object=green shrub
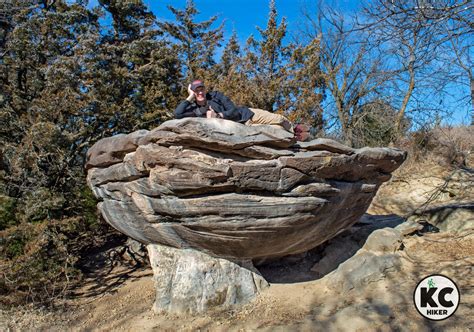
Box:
[16,188,66,223]
[352,100,410,148]
[76,186,99,229]
[0,195,18,230]
[1,232,28,259]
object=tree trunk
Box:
[396,64,415,134]
[470,74,474,125]
[335,97,352,146]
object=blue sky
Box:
[91,0,328,44]
[152,0,308,41]
[150,0,360,43]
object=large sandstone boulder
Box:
[85,118,407,313]
[86,118,406,260]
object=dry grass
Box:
[399,125,473,171]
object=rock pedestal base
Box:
[147,244,269,314]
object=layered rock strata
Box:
[85,118,406,313]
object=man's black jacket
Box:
[174,91,254,123]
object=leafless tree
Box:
[361,0,450,133]
[301,5,391,145]
[441,19,473,123]
[361,0,473,127]
[362,0,473,35]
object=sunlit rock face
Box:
[86,118,407,261]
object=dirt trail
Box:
[2,166,473,331]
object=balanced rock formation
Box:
[85,118,406,313]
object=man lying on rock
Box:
[175,79,306,138]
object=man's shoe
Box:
[294,124,311,142]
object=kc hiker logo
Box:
[413,274,460,320]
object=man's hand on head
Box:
[186,84,196,102]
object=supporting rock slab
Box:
[147,244,269,314]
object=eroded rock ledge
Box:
[85,118,407,313]
[86,118,406,260]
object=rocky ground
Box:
[1,163,473,331]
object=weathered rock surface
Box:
[309,214,405,281]
[408,203,474,232]
[147,244,268,314]
[324,228,404,292]
[86,118,406,261]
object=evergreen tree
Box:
[0,0,180,304]
[98,0,155,40]
[213,31,250,105]
[1,0,103,221]
[241,0,289,111]
[286,38,325,130]
[0,0,180,224]
[219,31,241,76]
[0,3,104,303]
[158,0,224,86]
[94,0,180,132]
